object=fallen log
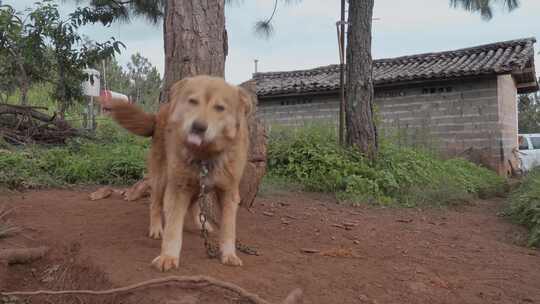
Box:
[0,104,54,122]
[0,103,84,145]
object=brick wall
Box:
[257,75,518,175]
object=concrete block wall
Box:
[375,77,504,173]
[257,75,518,175]
[257,94,340,129]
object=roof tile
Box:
[255,38,537,96]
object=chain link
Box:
[198,162,220,258]
[197,161,260,259]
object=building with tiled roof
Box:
[253,38,538,175]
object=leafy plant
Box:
[507,169,540,247]
[0,118,148,189]
[268,125,505,207]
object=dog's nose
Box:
[191,120,208,134]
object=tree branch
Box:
[1,275,302,304]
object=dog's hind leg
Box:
[217,188,243,267]
[152,184,191,272]
[149,175,166,239]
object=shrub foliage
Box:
[267,125,505,206]
[507,169,540,247]
[0,119,149,188]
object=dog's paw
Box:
[220,253,243,267]
[149,225,163,240]
[151,255,179,272]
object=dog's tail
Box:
[104,101,156,137]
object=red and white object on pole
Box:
[99,90,130,114]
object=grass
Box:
[0,118,149,189]
[506,168,540,247]
[1,85,151,189]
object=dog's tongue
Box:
[187,133,203,146]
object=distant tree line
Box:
[519,92,540,134]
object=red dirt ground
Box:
[1,189,539,304]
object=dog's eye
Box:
[214,104,225,112]
[188,98,199,106]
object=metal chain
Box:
[198,162,220,258]
[197,162,260,259]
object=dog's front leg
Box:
[149,175,166,239]
[152,185,190,272]
[218,189,243,266]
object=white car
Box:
[517,134,540,172]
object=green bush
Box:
[0,118,148,189]
[267,125,505,207]
[507,169,540,247]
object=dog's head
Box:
[167,76,252,155]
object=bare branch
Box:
[1,275,303,304]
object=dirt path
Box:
[1,189,539,304]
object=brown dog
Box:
[102,75,252,271]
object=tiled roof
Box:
[254,38,538,96]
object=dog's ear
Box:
[238,87,253,117]
[167,78,189,103]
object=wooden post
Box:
[338,0,346,145]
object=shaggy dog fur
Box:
[102,75,252,271]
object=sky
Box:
[6,0,540,85]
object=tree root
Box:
[0,246,49,265]
[1,275,302,304]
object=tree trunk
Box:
[57,60,67,119]
[161,0,266,207]
[8,49,29,106]
[345,0,378,160]
[162,0,227,95]
[238,80,267,208]
[19,75,29,106]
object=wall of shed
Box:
[257,93,340,129]
[257,76,519,176]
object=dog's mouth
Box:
[186,132,206,148]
